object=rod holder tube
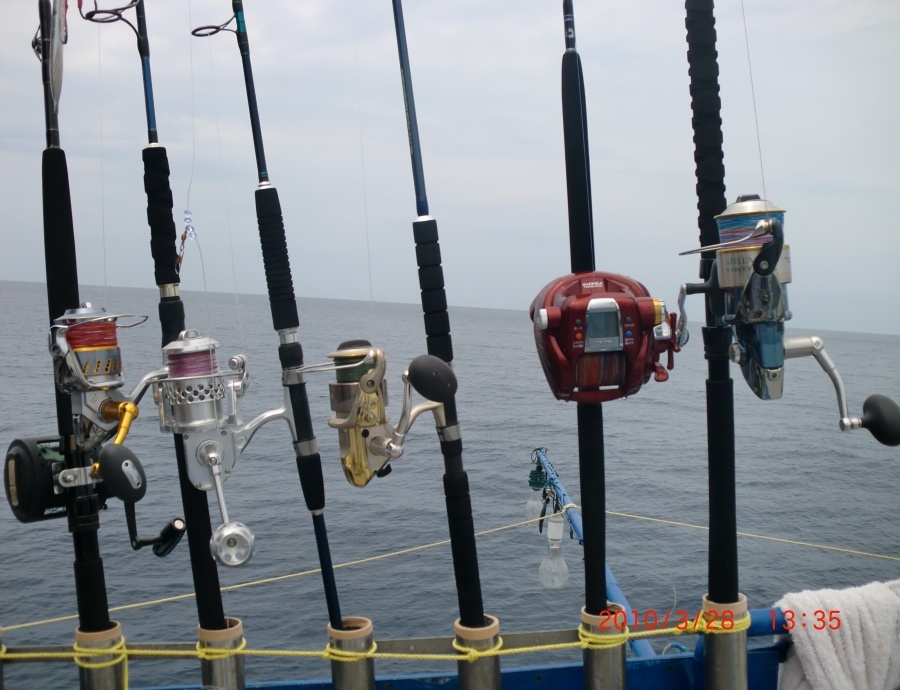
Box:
[75,621,124,690]
[454,615,500,690]
[581,605,626,690]
[198,617,245,690]
[328,617,375,690]
[703,594,748,690]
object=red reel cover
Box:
[530,271,677,402]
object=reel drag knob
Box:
[210,521,255,567]
[860,394,900,447]
[96,444,147,503]
[406,355,457,403]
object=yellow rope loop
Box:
[451,636,504,662]
[73,638,128,670]
[195,636,247,661]
[560,502,580,514]
[323,641,378,663]
[578,626,629,650]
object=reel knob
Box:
[860,394,900,447]
[210,521,255,567]
[407,355,457,403]
[152,518,187,558]
[96,444,147,503]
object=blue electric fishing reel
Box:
[676,195,900,446]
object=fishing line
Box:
[206,34,245,352]
[740,0,767,202]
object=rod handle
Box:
[143,146,179,287]
[256,186,299,332]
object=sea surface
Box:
[1,279,897,688]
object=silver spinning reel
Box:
[153,329,297,566]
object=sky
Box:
[0,1,898,335]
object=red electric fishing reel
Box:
[530,272,679,402]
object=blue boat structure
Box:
[2,1,898,689]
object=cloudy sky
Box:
[1,1,898,335]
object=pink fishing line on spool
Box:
[166,349,219,378]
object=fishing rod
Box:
[0,2,174,686]
[390,0,488,626]
[530,3,679,686]
[191,1,345,632]
[76,0,233,633]
[676,1,899,688]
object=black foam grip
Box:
[706,376,738,604]
[412,218,439,243]
[42,148,79,325]
[418,265,444,292]
[685,0,728,280]
[442,470,485,627]
[421,289,447,314]
[577,402,607,616]
[423,311,450,336]
[561,51,595,274]
[288,381,316,442]
[143,146,180,286]
[296,452,325,512]
[73,558,112,633]
[158,297,186,348]
[415,242,442,267]
[279,342,305,369]
[255,186,299,331]
[42,148,79,434]
[427,334,453,364]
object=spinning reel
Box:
[530,273,679,402]
[677,195,900,446]
[152,329,298,567]
[4,303,186,556]
[324,340,457,487]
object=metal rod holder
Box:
[703,593,748,690]
[454,615,501,690]
[581,605,626,690]
[75,621,124,690]
[328,616,375,690]
[197,617,245,690]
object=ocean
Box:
[1,279,897,688]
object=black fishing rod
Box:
[560,0,607,619]
[683,0,737,609]
[192,1,344,630]
[37,0,113,635]
[77,0,227,630]
[530,8,679,668]
[390,0,487,631]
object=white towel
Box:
[775,579,900,690]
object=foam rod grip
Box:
[42,147,79,323]
[143,146,179,286]
[443,470,485,627]
[255,186,299,331]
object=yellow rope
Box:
[0,612,752,675]
[72,638,129,690]
[4,508,895,633]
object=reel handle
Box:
[860,394,900,447]
[406,354,457,403]
[96,444,147,503]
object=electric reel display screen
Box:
[584,299,623,353]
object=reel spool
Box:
[677,195,900,445]
[326,340,450,487]
[530,272,678,402]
